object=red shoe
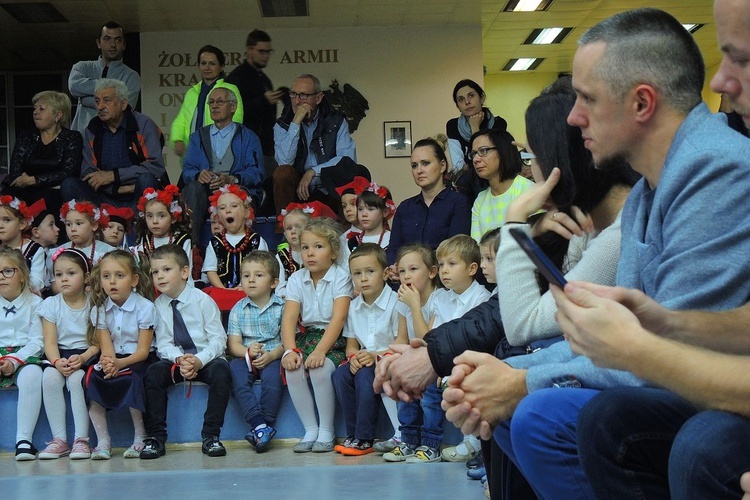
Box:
[334,436,354,453]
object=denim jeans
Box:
[143,358,231,443]
[494,388,599,499]
[578,387,750,499]
[229,357,283,429]
[331,363,380,440]
[396,384,445,449]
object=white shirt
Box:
[344,285,399,352]
[92,292,155,355]
[38,294,90,350]
[134,235,194,284]
[395,288,448,340]
[202,232,269,273]
[339,230,391,264]
[1,290,43,367]
[430,280,491,329]
[154,284,227,366]
[285,264,352,331]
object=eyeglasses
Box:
[520,150,536,167]
[468,147,497,161]
[289,91,320,101]
[208,99,232,106]
[0,267,17,278]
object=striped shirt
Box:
[471,175,535,241]
[227,293,284,351]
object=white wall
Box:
[140,25,483,204]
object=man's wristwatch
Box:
[231,175,239,184]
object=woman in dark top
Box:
[3,90,82,218]
[446,79,508,204]
[386,137,470,275]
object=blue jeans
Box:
[397,384,444,449]
[331,363,380,440]
[229,357,283,429]
[578,387,750,499]
[60,173,161,212]
[494,388,598,499]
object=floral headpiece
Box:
[278,201,338,225]
[366,181,397,220]
[335,176,370,197]
[137,185,184,221]
[60,200,109,226]
[0,195,33,223]
[101,204,135,230]
[209,184,254,219]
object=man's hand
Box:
[209,173,234,190]
[10,173,35,188]
[197,169,214,185]
[293,103,313,124]
[560,281,673,337]
[174,141,186,157]
[83,170,115,190]
[552,283,647,370]
[442,351,528,440]
[374,339,436,402]
[265,90,284,105]
[297,169,316,200]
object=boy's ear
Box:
[428,265,438,279]
[270,278,279,290]
[180,265,190,281]
[31,227,41,239]
[468,262,479,277]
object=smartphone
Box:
[509,228,568,288]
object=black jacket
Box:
[7,128,82,189]
[425,293,504,377]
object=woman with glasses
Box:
[446,79,508,204]
[170,45,244,159]
[386,136,470,276]
[468,129,535,241]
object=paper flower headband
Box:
[60,199,109,226]
[137,185,184,220]
[208,184,254,218]
[0,195,32,223]
[278,201,337,225]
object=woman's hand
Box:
[388,265,400,283]
[10,173,35,188]
[468,111,484,133]
[530,205,593,239]
[506,167,561,223]
[305,350,327,370]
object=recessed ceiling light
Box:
[523,27,573,45]
[502,58,544,71]
[682,23,704,34]
[503,0,554,12]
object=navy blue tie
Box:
[171,300,197,354]
[3,305,16,317]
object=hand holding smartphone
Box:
[509,228,568,288]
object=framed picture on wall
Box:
[384,121,412,158]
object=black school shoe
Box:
[15,440,38,461]
[139,437,166,459]
[466,451,484,469]
[202,436,227,457]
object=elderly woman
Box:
[170,44,244,158]
[2,91,83,216]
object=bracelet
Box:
[52,358,61,367]
[376,352,393,362]
[282,348,301,360]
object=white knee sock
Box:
[285,366,319,442]
[308,359,336,443]
[42,368,68,441]
[66,370,89,439]
[15,366,42,443]
[89,402,110,450]
[380,394,401,440]
[456,433,481,455]
[130,408,146,446]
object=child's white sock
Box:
[15,366,42,443]
[42,368,68,440]
[286,364,319,442]
[309,359,336,443]
[130,408,146,447]
[67,370,89,439]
